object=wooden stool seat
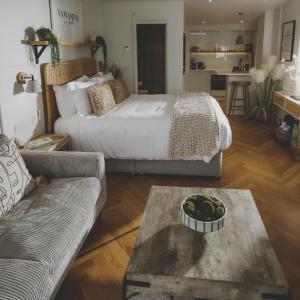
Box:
[230,81,251,115]
[232,81,251,87]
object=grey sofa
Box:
[0,151,106,300]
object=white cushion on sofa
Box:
[0,136,35,218]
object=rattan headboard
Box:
[42,58,97,133]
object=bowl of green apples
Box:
[181,194,227,233]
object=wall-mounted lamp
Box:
[16,72,42,93]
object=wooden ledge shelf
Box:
[21,40,102,63]
[191,51,252,55]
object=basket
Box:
[274,127,291,144]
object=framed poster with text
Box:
[280,20,296,62]
[50,0,83,42]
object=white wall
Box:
[281,0,300,58]
[255,13,265,67]
[0,0,103,143]
[271,6,282,56]
[103,0,184,94]
[268,0,300,95]
[255,11,276,67]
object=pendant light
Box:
[236,12,245,45]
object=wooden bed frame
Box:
[42,58,223,178]
[42,58,97,133]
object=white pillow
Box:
[53,84,77,117]
[0,135,36,218]
[72,83,97,117]
[92,72,114,82]
[53,75,90,117]
[68,76,106,91]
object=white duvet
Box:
[55,94,232,161]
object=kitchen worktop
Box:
[215,71,251,76]
[189,69,250,76]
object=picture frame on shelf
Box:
[280,20,296,62]
[49,0,84,42]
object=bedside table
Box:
[23,134,71,151]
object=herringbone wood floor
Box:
[56,117,300,300]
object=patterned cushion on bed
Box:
[88,83,116,116]
[0,135,35,218]
[108,78,130,104]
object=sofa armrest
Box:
[21,151,105,183]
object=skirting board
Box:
[105,152,223,178]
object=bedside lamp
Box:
[16,72,42,93]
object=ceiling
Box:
[185,0,288,25]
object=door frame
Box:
[133,20,168,94]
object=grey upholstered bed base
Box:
[106,152,222,178]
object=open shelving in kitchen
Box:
[21,40,102,63]
[190,51,253,55]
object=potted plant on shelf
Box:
[36,27,60,66]
[107,62,122,78]
[249,56,285,123]
[24,26,36,41]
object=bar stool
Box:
[229,81,251,115]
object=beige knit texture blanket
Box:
[168,93,220,161]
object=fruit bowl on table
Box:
[181,194,227,233]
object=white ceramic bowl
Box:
[181,194,227,233]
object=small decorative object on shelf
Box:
[181,194,227,233]
[24,26,36,41]
[23,134,71,152]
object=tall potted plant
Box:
[36,27,60,66]
[107,63,122,78]
[249,57,285,122]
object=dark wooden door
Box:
[137,24,166,94]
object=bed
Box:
[42,58,232,177]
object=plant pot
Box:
[25,27,36,41]
[36,31,52,41]
[258,112,272,124]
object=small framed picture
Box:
[280,21,296,62]
[49,0,84,42]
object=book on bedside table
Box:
[26,137,55,150]
[23,134,71,152]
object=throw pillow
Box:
[108,78,130,104]
[88,83,116,116]
[0,135,35,218]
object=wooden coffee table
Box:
[124,186,290,300]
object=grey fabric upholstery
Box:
[0,151,106,300]
[106,152,223,178]
[0,259,51,300]
[21,150,105,183]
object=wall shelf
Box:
[190,51,252,55]
[21,40,103,64]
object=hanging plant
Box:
[36,27,60,66]
[95,36,107,72]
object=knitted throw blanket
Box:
[168,93,220,162]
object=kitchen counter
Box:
[187,69,254,115]
[189,69,250,76]
[215,71,251,76]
